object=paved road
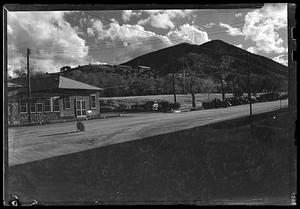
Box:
[8,100,287,166]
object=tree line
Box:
[9,53,287,107]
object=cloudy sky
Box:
[7,3,288,76]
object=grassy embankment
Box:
[6,109,292,205]
[100,93,234,109]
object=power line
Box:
[84,10,245,34]
[30,26,246,56]
[28,12,249,60]
[30,36,249,61]
[29,11,245,54]
[29,25,245,54]
[11,11,248,62]
[83,10,245,39]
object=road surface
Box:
[8,100,287,166]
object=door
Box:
[76,100,87,117]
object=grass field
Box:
[100,93,237,109]
[100,93,270,109]
[6,109,293,205]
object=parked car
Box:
[226,97,242,106]
[169,103,180,110]
[145,101,155,111]
[131,104,147,111]
[203,98,229,109]
[279,93,288,100]
[202,101,215,109]
[257,92,280,102]
[243,96,258,103]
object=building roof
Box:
[9,74,103,98]
[30,74,103,92]
[138,65,151,69]
[8,82,24,89]
[58,76,103,90]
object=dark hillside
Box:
[9,40,288,97]
[123,40,287,77]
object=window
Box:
[44,99,51,112]
[82,100,86,115]
[53,98,60,112]
[90,94,96,109]
[20,100,27,113]
[30,102,36,113]
[36,103,43,113]
[64,97,71,109]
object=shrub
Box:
[76,121,85,131]
[169,103,180,110]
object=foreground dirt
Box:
[8,100,287,166]
[5,109,294,205]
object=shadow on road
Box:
[39,130,79,137]
[6,109,293,205]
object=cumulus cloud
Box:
[86,20,209,64]
[220,4,287,54]
[122,10,133,22]
[247,46,258,54]
[138,13,175,29]
[143,9,193,18]
[86,19,104,37]
[203,22,216,28]
[122,10,141,22]
[87,27,94,36]
[166,23,210,45]
[219,3,287,55]
[137,9,193,29]
[235,13,242,17]
[7,11,90,76]
[94,21,170,45]
[219,22,243,36]
[87,20,173,64]
[235,44,243,48]
[272,54,288,66]
[242,3,287,54]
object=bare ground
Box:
[5,107,295,205]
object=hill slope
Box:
[122,40,288,77]
[10,40,288,97]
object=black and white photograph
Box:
[3,3,297,205]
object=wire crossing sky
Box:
[7,4,288,76]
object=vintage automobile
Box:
[243,96,258,103]
[257,92,280,102]
[226,97,242,106]
[202,98,230,109]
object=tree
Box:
[60,66,71,73]
[212,56,234,101]
[181,53,207,107]
[200,78,216,100]
[12,67,26,78]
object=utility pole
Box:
[27,48,31,123]
[247,54,252,117]
[183,58,186,94]
[279,94,282,111]
[172,73,177,104]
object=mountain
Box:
[10,40,288,97]
[122,40,288,77]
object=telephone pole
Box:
[247,54,252,117]
[27,48,31,123]
[183,58,186,94]
[172,73,177,104]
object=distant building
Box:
[114,65,132,70]
[7,74,103,125]
[137,65,151,70]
